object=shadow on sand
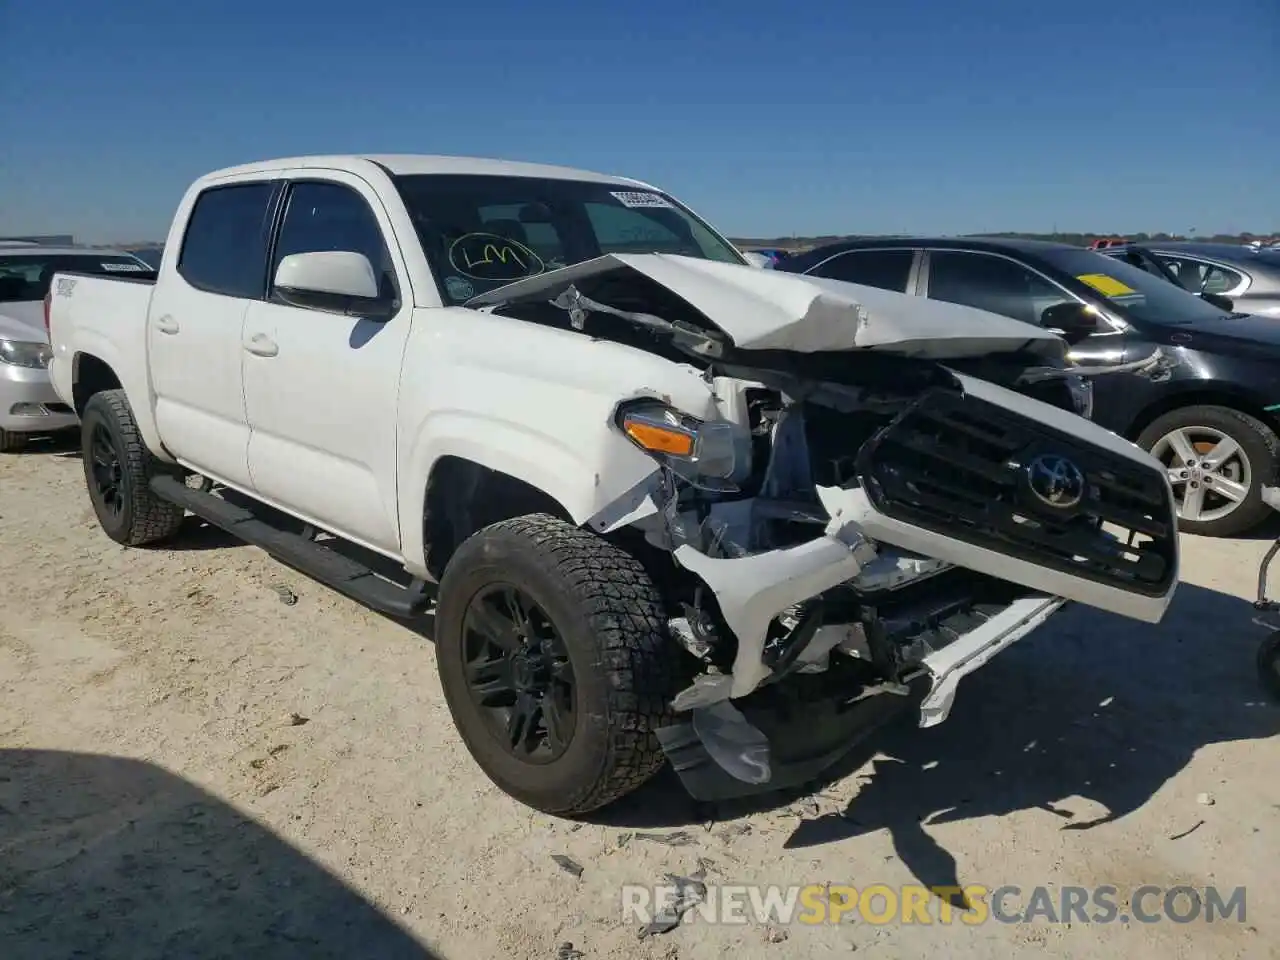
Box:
[0,750,442,960]
[591,581,1280,899]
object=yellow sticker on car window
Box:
[1076,273,1137,297]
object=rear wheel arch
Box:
[71,353,123,417]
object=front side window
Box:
[393,174,743,302]
[0,253,151,302]
[178,182,277,299]
[926,250,1075,326]
[807,249,915,293]
[271,181,396,299]
[1156,255,1245,295]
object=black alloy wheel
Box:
[88,421,126,522]
[461,584,577,763]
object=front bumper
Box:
[0,362,78,434]
[676,484,1173,703]
[657,592,1064,801]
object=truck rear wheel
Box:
[434,513,678,816]
[81,389,185,546]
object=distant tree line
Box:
[733,231,1280,252]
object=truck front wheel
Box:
[434,514,678,816]
[81,390,185,546]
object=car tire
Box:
[1136,405,1279,538]
[434,513,679,816]
[0,428,26,453]
[81,389,186,546]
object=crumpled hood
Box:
[467,253,1066,360]
[0,302,47,343]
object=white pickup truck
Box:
[48,154,1180,815]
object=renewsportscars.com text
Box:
[621,882,1247,927]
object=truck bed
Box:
[46,271,159,441]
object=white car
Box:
[47,154,1179,814]
[0,244,152,451]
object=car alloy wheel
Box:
[1151,426,1251,525]
[460,583,577,764]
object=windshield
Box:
[1037,247,1235,326]
[392,174,744,303]
[0,253,151,303]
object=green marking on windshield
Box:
[1266,403,1280,412]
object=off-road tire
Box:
[0,428,26,453]
[81,389,185,546]
[1136,405,1279,538]
[434,513,679,816]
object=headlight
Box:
[1067,375,1094,420]
[617,402,748,492]
[0,339,53,369]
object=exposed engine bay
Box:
[475,255,1180,795]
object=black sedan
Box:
[777,237,1280,537]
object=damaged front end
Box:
[476,255,1181,800]
[605,364,1178,799]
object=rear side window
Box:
[807,249,915,292]
[178,183,276,299]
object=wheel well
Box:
[422,456,574,579]
[72,354,122,416]
[1123,389,1278,442]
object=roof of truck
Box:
[203,154,657,188]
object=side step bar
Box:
[150,476,434,619]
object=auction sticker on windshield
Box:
[1076,273,1137,298]
[610,191,674,209]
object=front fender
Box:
[398,411,662,578]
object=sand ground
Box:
[2,436,1277,959]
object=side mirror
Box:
[741,251,772,269]
[275,251,380,301]
[1041,302,1100,344]
[1202,291,1234,312]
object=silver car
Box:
[1142,242,1280,319]
[0,244,153,451]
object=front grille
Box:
[854,387,1177,597]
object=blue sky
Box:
[2,0,1277,242]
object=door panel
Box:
[242,175,411,554]
[148,180,277,488]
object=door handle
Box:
[244,333,279,358]
[155,315,180,335]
